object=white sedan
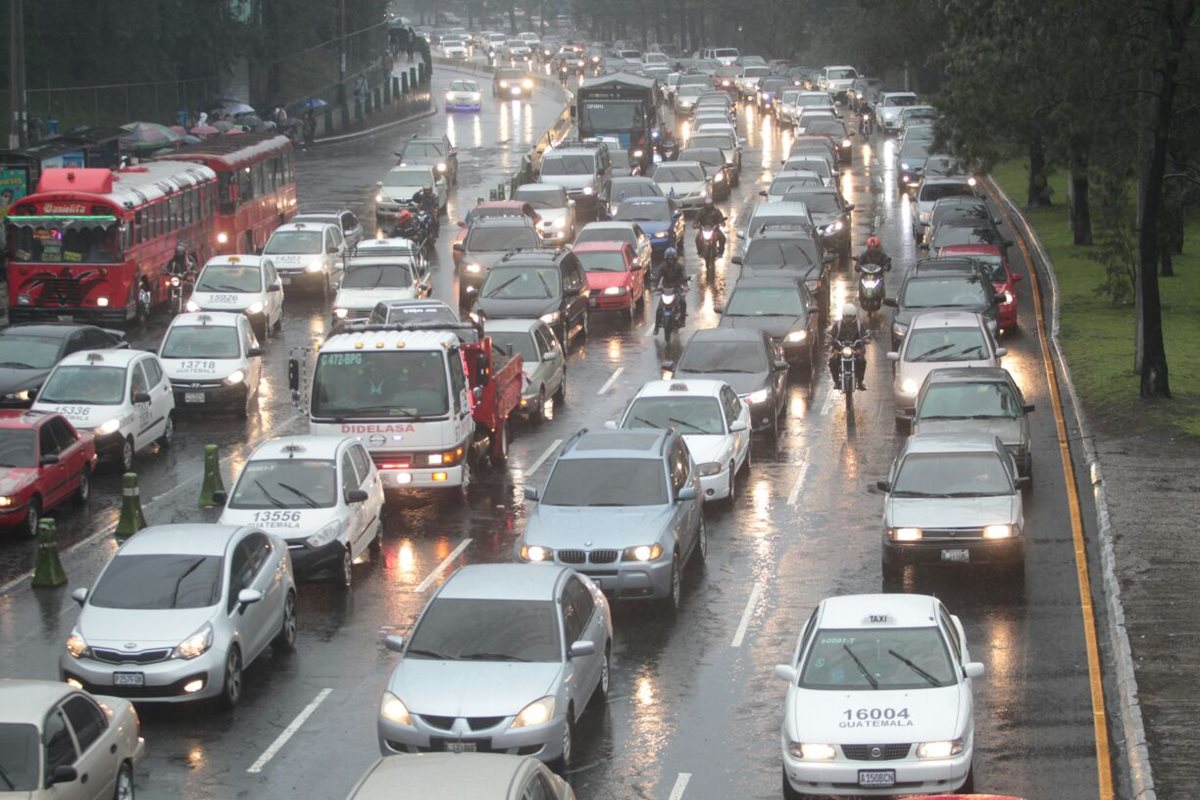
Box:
[445,79,482,111]
[776,594,983,797]
[188,254,284,341]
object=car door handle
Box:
[80,772,89,784]
[110,743,118,754]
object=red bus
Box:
[4,162,217,324]
[166,132,297,254]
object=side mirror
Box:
[452,242,465,253]
[345,489,369,504]
[729,418,748,432]
[523,486,540,501]
[845,203,855,211]
[963,662,986,679]
[384,634,405,653]
[883,297,898,308]
[247,347,264,358]
[457,220,467,228]
[71,587,88,605]
[211,490,228,505]
[237,589,264,609]
[567,198,576,208]
[49,765,79,786]
[757,190,768,197]
[875,480,891,492]
[730,256,743,265]
[40,454,60,466]
[267,283,282,292]
[886,351,899,361]
[568,640,596,658]
[376,180,383,187]
[471,386,484,402]
[1012,273,1023,282]
[1016,476,1032,489]
[1023,403,1036,413]
[133,392,151,405]
[774,664,799,683]
[677,484,698,501]
[995,347,1007,358]
[287,359,300,392]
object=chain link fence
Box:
[1,77,219,136]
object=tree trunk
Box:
[1160,180,1183,275]
[1027,135,1053,208]
[1067,143,1093,245]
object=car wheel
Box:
[119,437,135,473]
[553,711,574,774]
[533,387,546,423]
[694,517,708,564]
[554,369,566,403]
[725,464,736,506]
[156,413,175,449]
[491,419,509,467]
[959,766,975,793]
[581,310,590,339]
[661,556,682,613]
[459,456,472,499]
[337,546,353,590]
[593,643,611,704]
[273,312,283,333]
[220,647,243,709]
[113,761,134,800]
[894,416,910,434]
[19,497,41,539]
[75,467,91,505]
[253,317,268,342]
[273,591,297,652]
[237,388,252,420]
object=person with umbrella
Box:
[303,109,317,148]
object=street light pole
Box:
[8,0,27,148]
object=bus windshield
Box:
[312,350,449,419]
[580,100,646,133]
[6,217,121,263]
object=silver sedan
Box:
[347,753,574,799]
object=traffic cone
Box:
[32,518,67,588]
[114,472,147,539]
[198,444,225,509]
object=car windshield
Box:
[487,331,538,361]
[160,326,241,359]
[933,227,1000,248]
[655,164,707,182]
[401,142,445,159]
[89,554,224,609]
[678,85,705,98]
[374,303,458,325]
[744,240,816,268]
[714,49,738,58]
[612,181,663,201]
[384,168,432,187]
[623,396,725,435]
[196,265,263,293]
[726,287,806,316]
[784,159,831,177]
[919,382,1021,420]
[800,626,955,690]
[827,68,857,79]
[449,80,477,91]
[957,254,1006,282]
[542,457,668,505]
[0,335,63,369]
[677,341,767,373]
[920,183,975,203]
[885,95,919,107]
[901,276,987,308]
[481,267,561,300]
[312,350,449,418]
[615,201,670,222]
[408,598,561,662]
[0,430,35,467]
[785,192,838,214]
[39,365,125,404]
[804,120,845,137]
[229,459,337,509]
[893,451,1012,496]
[575,250,627,272]
[466,226,537,251]
[513,187,567,209]
[341,264,413,289]
[0,723,38,791]
[904,327,989,362]
[610,152,632,170]
[540,155,595,176]
[263,231,321,255]
[900,142,931,161]
[925,156,972,177]
[744,66,770,77]
[771,175,822,195]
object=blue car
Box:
[610,196,685,258]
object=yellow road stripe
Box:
[989,181,1115,800]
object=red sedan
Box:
[940,243,1023,333]
[574,241,646,318]
[0,410,95,537]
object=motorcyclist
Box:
[828,302,869,390]
[654,246,688,332]
[856,235,892,271]
[694,197,727,256]
[415,186,439,236]
[391,209,417,239]
[164,243,198,279]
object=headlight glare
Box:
[307,520,342,548]
[66,632,89,659]
[246,301,264,315]
[784,330,807,343]
[901,378,919,395]
[172,623,213,660]
[983,524,1014,539]
[696,461,722,477]
[789,742,837,760]
[305,260,324,273]
[747,388,770,404]
[334,307,349,319]
[224,370,246,386]
[511,696,556,729]
[186,299,201,312]
[520,544,553,562]
[380,692,413,725]
[892,527,923,541]
[539,311,560,324]
[916,738,964,759]
[623,544,664,562]
[95,418,122,436]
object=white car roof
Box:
[817,593,940,630]
[168,311,243,329]
[271,222,337,235]
[439,563,566,601]
[57,348,149,369]
[356,238,420,254]
[116,524,246,557]
[248,434,352,462]
[632,379,728,399]
[347,255,416,267]
[904,431,1003,456]
[882,91,919,100]
[907,310,985,330]
[203,254,266,269]
[321,328,458,353]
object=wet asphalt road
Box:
[0,62,1104,799]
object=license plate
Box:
[56,314,73,322]
[858,769,895,788]
[184,392,206,404]
[113,672,144,687]
[445,741,476,753]
[941,548,970,563]
[280,276,292,285]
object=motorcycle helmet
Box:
[664,247,678,261]
[704,195,714,207]
[866,236,881,249]
[175,242,187,255]
[842,302,858,318]
[396,210,414,226]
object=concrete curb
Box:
[986,176,1157,800]
[310,105,437,146]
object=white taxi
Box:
[187,254,284,340]
[33,349,175,473]
[158,312,263,417]
[261,221,348,295]
[218,436,384,589]
[617,379,751,503]
[775,594,983,797]
[333,253,431,322]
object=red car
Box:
[0,410,95,536]
[939,243,1022,333]
[451,200,541,268]
[574,241,646,318]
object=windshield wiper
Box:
[277,482,320,508]
[405,647,458,660]
[170,558,207,608]
[587,501,628,506]
[943,490,1006,497]
[0,761,14,790]
[843,643,878,690]
[484,273,523,298]
[253,479,287,509]
[911,344,956,360]
[887,649,944,687]
[535,271,555,298]
[0,361,37,369]
[204,284,249,293]
[888,489,944,498]
[667,416,707,434]
[633,415,660,429]
[459,652,530,662]
[350,405,425,416]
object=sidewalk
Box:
[307,60,434,144]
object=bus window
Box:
[238,167,253,203]
[218,173,236,214]
[168,196,179,231]
[134,210,145,244]
[253,163,265,196]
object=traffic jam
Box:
[0,37,1104,800]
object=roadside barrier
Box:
[115,472,147,538]
[198,444,226,509]
[31,519,67,588]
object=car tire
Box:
[273,590,298,652]
[219,647,243,709]
[552,711,574,774]
[533,387,546,423]
[337,546,353,590]
[894,416,910,435]
[554,370,566,403]
[273,312,283,333]
[237,388,252,421]
[581,310,590,339]
[19,497,41,539]
[694,517,707,564]
[118,436,135,473]
[113,761,135,800]
[156,413,175,449]
[725,464,736,507]
[959,766,975,793]
[253,317,268,342]
[593,643,611,703]
[660,556,682,614]
[75,467,91,506]
[491,419,510,467]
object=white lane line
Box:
[413,538,473,592]
[786,460,811,508]
[643,321,658,338]
[597,366,624,395]
[819,387,839,416]
[246,688,332,773]
[667,772,692,800]
[526,438,562,476]
[731,582,765,648]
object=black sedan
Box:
[717,276,821,376]
[0,323,126,407]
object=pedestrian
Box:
[406,27,415,62]
[302,109,316,148]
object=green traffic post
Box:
[31,518,67,588]
[198,444,225,509]
[115,472,147,539]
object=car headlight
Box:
[522,79,534,89]
[172,622,213,660]
[784,330,807,343]
[520,544,553,562]
[3,389,30,402]
[918,211,931,223]
[831,220,844,232]
[916,738,965,759]
[900,378,919,395]
[888,527,922,540]
[224,370,246,386]
[747,388,770,404]
[983,524,1015,539]
[185,298,201,312]
[603,286,626,295]
[653,231,668,238]
[713,172,724,183]
[445,91,454,100]
[334,307,349,319]
[696,461,722,477]
[539,311,561,324]
[1003,291,1015,304]
[464,263,483,274]
[380,692,413,726]
[66,631,89,659]
[305,260,324,273]
[95,418,122,436]
[510,696,556,729]
[307,519,342,548]
[217,231,229,245]
[892,322,908,337]
[632,149,644,158]
[436,162,447,172]
[623,544,665,562]
[841,138,851,147]
[788,742,837,760]
[246,301,264,315]
[581,186,594,195]
[499,80,510,88]
[901,162,911,170]
[552,217,567,229]
[375,194,385,203]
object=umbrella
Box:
[298,97,328,110]
[212,120,236,132]
[220,99,255,116]
[189,124,220,136]
[118,121,184,151]
[223,128,245,135]
[181,134,202,144]
[169,125,187,135]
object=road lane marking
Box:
[413,538,473,593]
[731,581,764,647]
[597,366,624,395]
[991,183,1115,800]
[667,773,691,800]
[525,438,562,476]
[819,387,838,416]
[246,688,332,773]
[786,460,810,508]
[643,321,658,338]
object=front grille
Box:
[91,647,172,665]
[842,743,911,761]
[558,549,619,565]
[558,550,586,565]
[919,528,984,542]
[171,379,224,389]
[588,549,619,564]
[37,277,84,307]
[417,714,456,731]
[466,716,505,731]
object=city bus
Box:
[575,73,661,173]
[4,162,217,324]
[165,133,297,255]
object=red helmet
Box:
[396,210,414,225]
[866,236,881,249]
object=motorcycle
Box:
[833,337,868,412]
[168,270,197,315]
[854,257,890,314]
[656,281,688,343]
[696,225,721,281]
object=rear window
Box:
[919,183,975,203]
[575,250,628,272]
[466,226,537,251]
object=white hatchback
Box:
[219,435,384,589]
[262,221,348,295]
[776,594,983,797]
[158,312,263,417]
[33,348,174,472]
[333,256,431,322]
[187,254,284,341]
